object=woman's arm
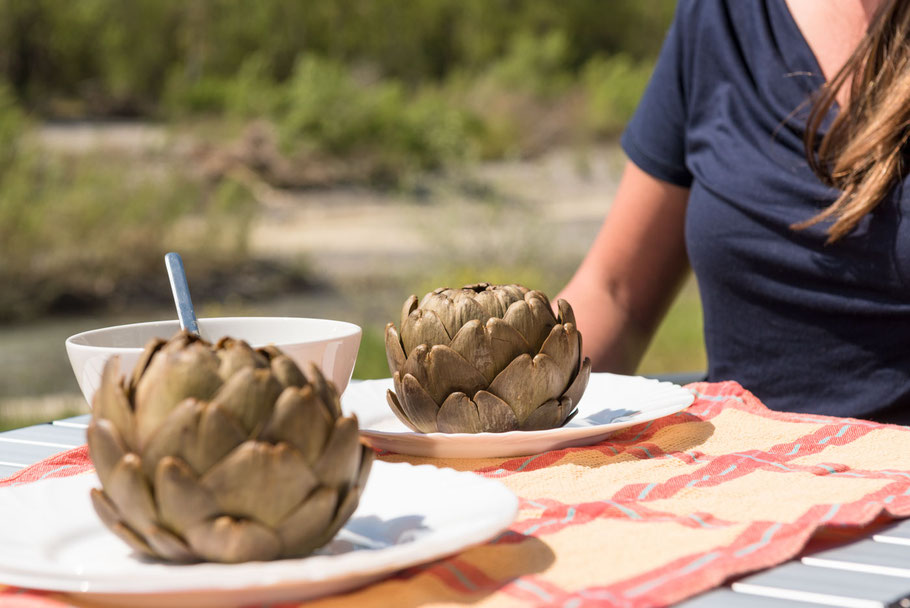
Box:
[557,160,691,374]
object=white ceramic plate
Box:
[343,373,695,458]
[0,462,517,608]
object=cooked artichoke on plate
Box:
[385,283,591,434]
[87,331,372,563]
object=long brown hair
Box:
[794,0,910,242]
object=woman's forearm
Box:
[557,161,691,374]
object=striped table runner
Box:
[3,380,910,607]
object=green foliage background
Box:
[0,0,672,175]
[0,0,673,116]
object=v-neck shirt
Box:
[621,0,910,422]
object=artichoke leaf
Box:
[448,319,527,384]
[445,320,492,384]
[128,337,167,398]
[402,344,487,406]
[256,344,282,361]
[270,355,307,389]
[91,488,158,557]
[216,339,268,381]
[106,453,158,537]
[90,489,156,558]
[452,294,490,333]
[386,388,422,432]
[87,418,128,488]
[400,294,419,330]
[141,399,246,479]
[419,287,447,307]
[538,323,580,392]
[155,456,219,535]
[201,441,316,527]
[420,294,457,338]
[525,292,558,350]
[112,523,157,558]
[186,515,282,563]
[260,386,333,465]
[210,367,283,434]
[487,353,566,424]
[145,524,196,563]
[90,487,125,531]
[384,323,406,375]
[502,300,548,354]
[193,401,251,473]
[356,444,374,490]
[93,357,137,450]
[472,289,506,318]
[302,361,343,419]
[474,390,520,432]
[519,398,565,431]
[563,357,592,410]
[557,298,576,328]
[312,483,363,549]
[401,309,451,356]
[139,398,202,479]
[487,317,532,359]
[527,289,554,313]
[459,284,525,318]
[313,416,361,487]
[397,372,440,433]
[436,392,481,434]
[277,486,338,556]
[134,344,223,447]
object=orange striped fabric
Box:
[3,381,910,607]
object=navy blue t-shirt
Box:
[621,0,910,423]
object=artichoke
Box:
[385,283,591,433]
[86,331,372,563]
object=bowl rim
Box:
[65,316,362,351]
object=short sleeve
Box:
[621,2,693,187]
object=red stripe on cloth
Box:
[0,445,92,488]
[0,587,71,607]
[500,574,577,605]
[597,485,910,606]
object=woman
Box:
[559,0,910,423]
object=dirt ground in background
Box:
[38,122,623,281]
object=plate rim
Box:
[347,373,695,441]
[0,461,518,597]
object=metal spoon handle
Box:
[165,252,200,335]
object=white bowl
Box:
[65,317,362,406]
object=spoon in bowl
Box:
[164,252,200,336]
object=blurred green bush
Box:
[0,0,673,182]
